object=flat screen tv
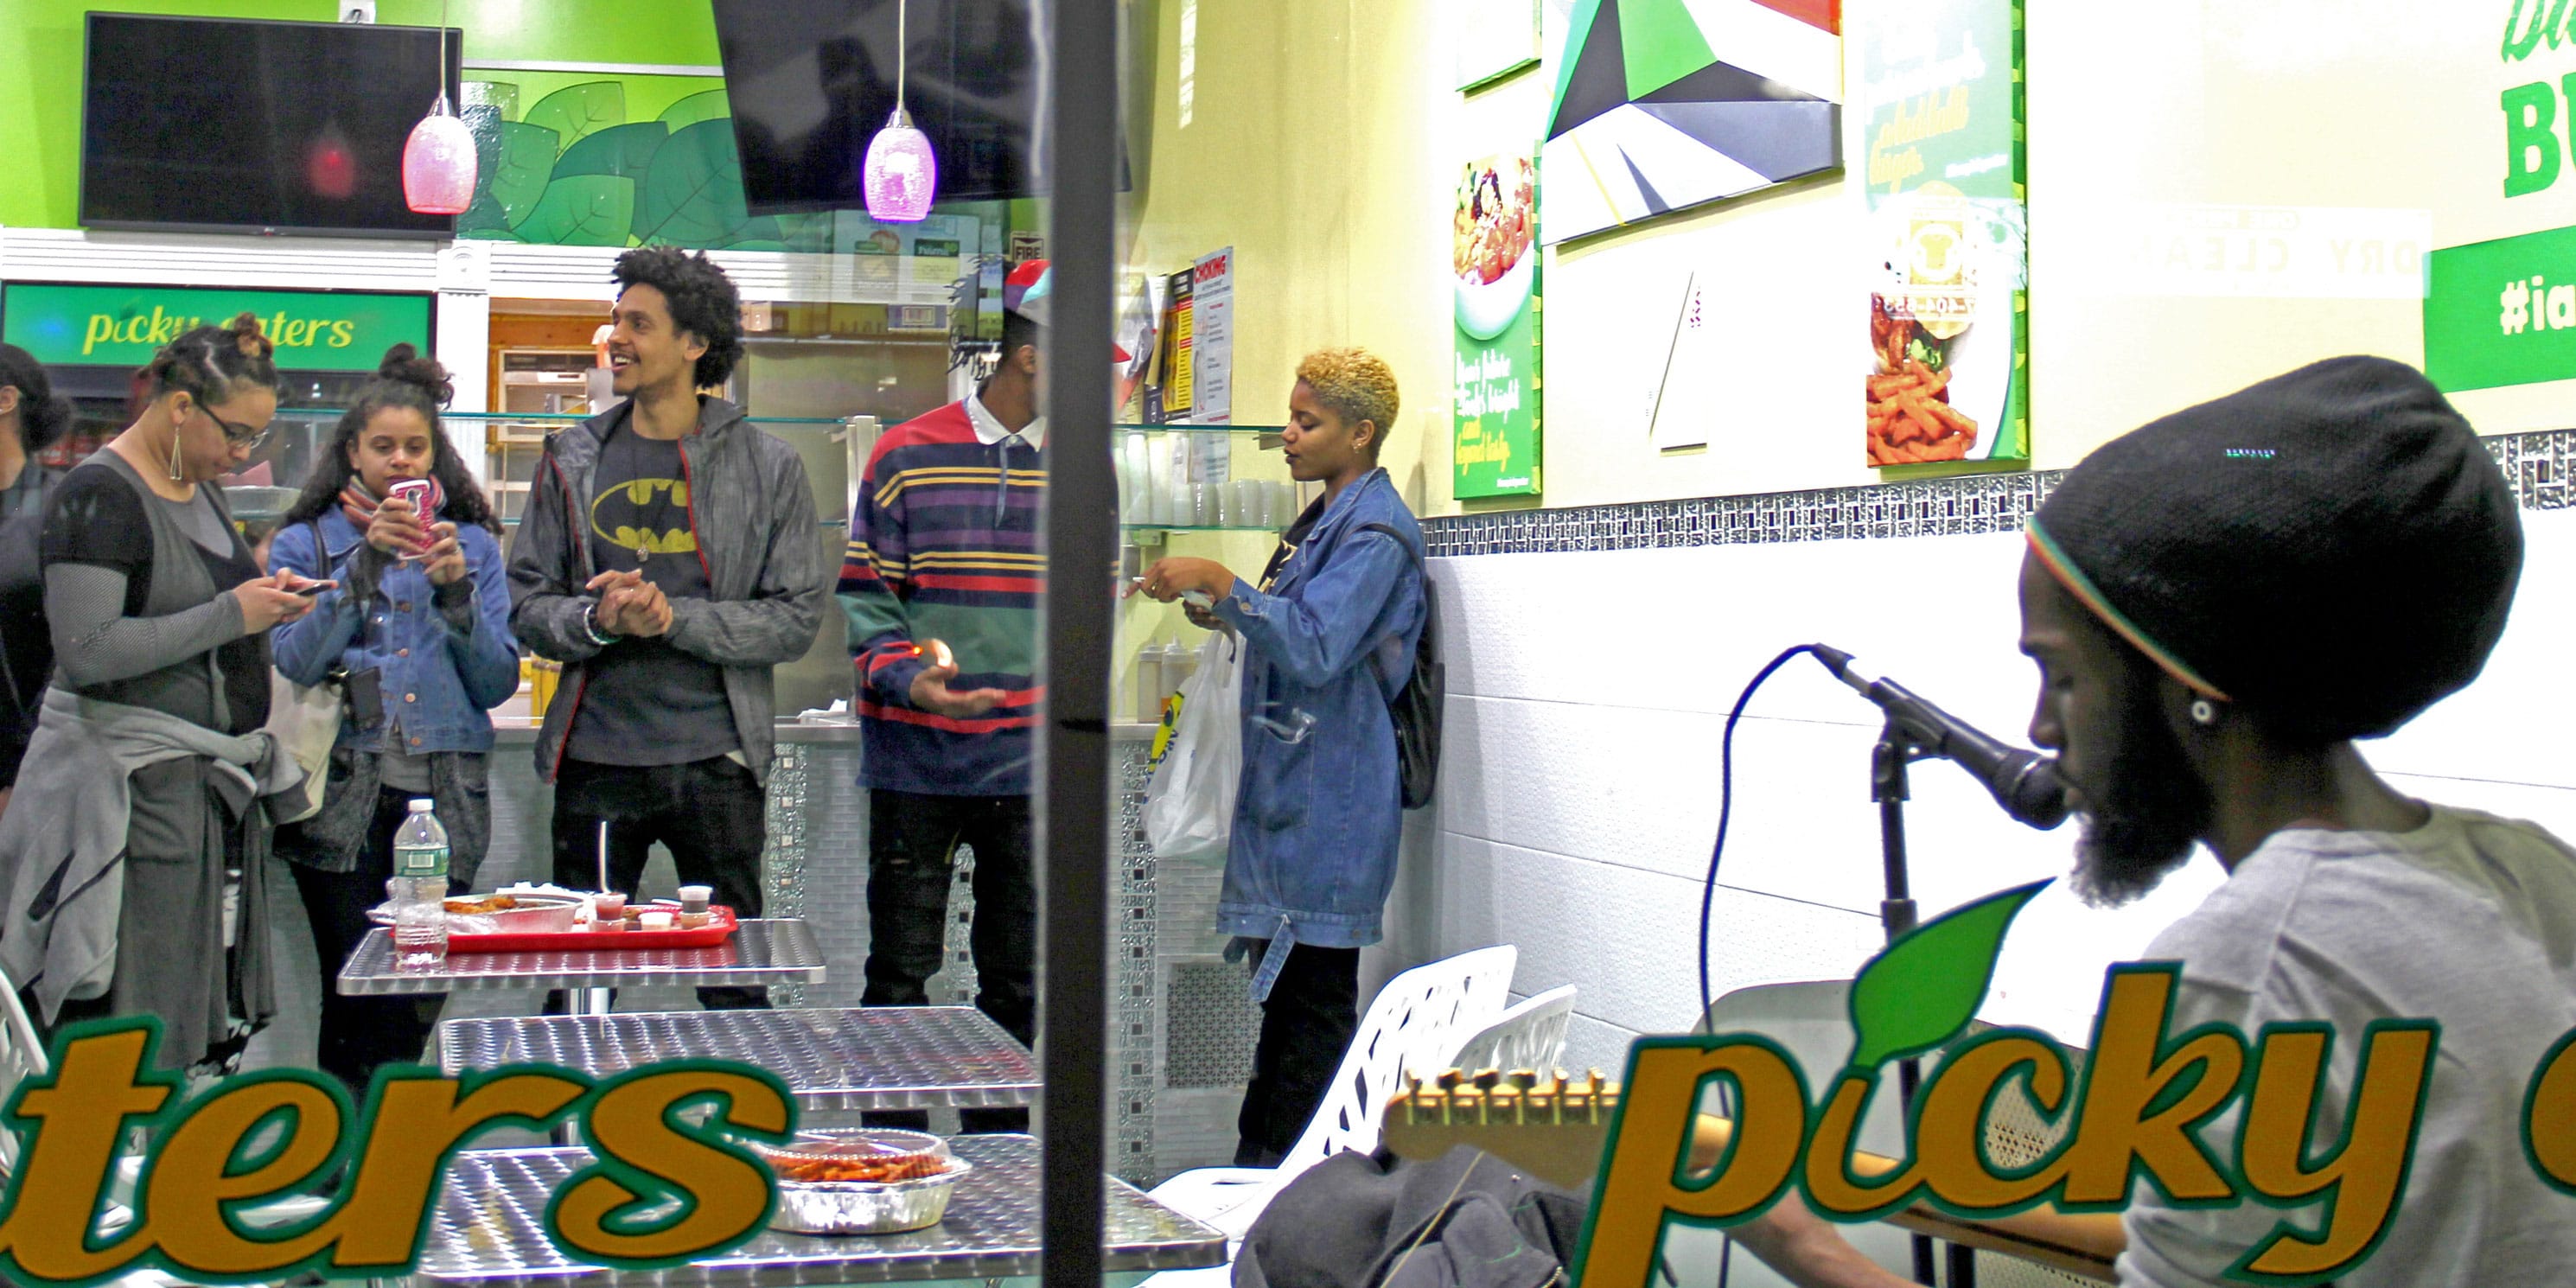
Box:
[81,13,463,238]
[711,0,1041,214]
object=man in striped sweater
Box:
[840,264,1113,1129]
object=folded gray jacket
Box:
[0,686,300,1020]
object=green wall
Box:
[0,0,724,230]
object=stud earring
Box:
[2190,698,2218,726]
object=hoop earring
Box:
[2190,698,2219,727]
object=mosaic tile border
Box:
[1419,428,2576,558]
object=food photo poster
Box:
[1858,0,2030,469]
[1454,150,1543,498]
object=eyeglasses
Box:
[193,402,270,451]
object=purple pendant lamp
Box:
[863,0,937,222]
[403,1,477,216]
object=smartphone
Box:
[386,478,440,560]
[386,477,437,513]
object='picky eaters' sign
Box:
[0,284,434,371]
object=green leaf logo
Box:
[1844,879,2050,1070]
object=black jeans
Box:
[862,789,1036,1133]
[548,756,770,1011]
[288,787,451,1096]
[1235,943,1360,1167]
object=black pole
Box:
[1871,723,1972,1286]
[1037,0,1119,1280]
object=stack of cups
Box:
[678,883,713,929]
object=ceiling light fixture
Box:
[402,0,476,216]
[862,0,937,223]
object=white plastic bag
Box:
[1143,632,1244,861]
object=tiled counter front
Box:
[250,722,1247,1186]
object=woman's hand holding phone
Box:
[367,494,432,561]
[421,523,467,587]
[237,574,324,632]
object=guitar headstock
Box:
[1380,1068,1622,1189]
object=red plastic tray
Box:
[446,904,741,953]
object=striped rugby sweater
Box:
[838,399,1043,795]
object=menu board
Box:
[1856,0,2029,469]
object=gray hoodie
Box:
[506,397,826,785]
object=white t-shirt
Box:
[2119,806,2576,1286]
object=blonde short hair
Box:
[1295,348,1400,452]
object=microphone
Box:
[1809,645,2070,831]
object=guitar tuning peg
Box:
[1506,1069,1540,1090]
[1471,1068,1502,1090]
[1436,1068,1464,1091]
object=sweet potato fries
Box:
[1866,359,1979,465]
[772,1151,950,1184]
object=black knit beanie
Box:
[2027,356,2522,743]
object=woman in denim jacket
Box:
[268,345,520,1093]
[1143,348,1427,1165]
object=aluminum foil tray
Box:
[755,1129,969,1236]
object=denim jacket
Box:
[270,511,520,749]
[265,511,520,880]
[1211,469,1425,953]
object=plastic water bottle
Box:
[390,877,448,969]
[391,800,450,968]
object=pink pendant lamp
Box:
[403,3,477,216]
[863,0,937,222]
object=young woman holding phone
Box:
[269,344,518,1093]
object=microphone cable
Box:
[1698,643,1827,1034]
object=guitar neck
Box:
[1382,1070,2124,1284]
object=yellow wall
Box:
[1117,0,1456,658]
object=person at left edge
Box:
[269,345,519,1094]
[0,342,75,820]
[508,247,827,1011]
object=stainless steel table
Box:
[436,1007,1038,1112]
[405,1135,1226,1287]
[339,919,827,1017]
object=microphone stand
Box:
[1871,718,1978,1288]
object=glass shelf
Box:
[1114,424,1285,434]
[1121,523,1283,533]
[260,407,851,425]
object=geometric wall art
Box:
[1541,0,1842,245]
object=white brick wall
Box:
[1373,508,2576,1070]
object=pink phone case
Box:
[386,479,438,553]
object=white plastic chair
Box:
[1146,944,1519,1244]
[0,977,47,1177]
[1443,985,1577,1075]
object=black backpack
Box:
[1360,523,1441,810]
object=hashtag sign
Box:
[2503,278,2533,335]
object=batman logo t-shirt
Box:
[564,425,738,765]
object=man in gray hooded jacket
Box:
[508,248,825,1008]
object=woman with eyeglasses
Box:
[0,314,322,1077]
